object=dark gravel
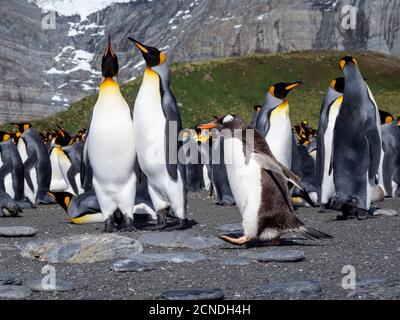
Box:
[0,191,399,300]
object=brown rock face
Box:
[1,0,399,123]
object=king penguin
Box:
[14,123,54,205]
[199,115,332,245]
[82,36,137,232]
[128,38,189,230]
[0,131,30,209]
[332,57,382,220]
[316,78,345,208]
[255,81,304,168]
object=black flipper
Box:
[23,153,38,192]
[81,112,93,190]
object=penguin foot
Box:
[141,211,168,231]
[162,218,194,232]
[119,217,136,232]
[104,217,115,233]
[357,209,376,221]
[219,234,250,246]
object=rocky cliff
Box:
[1,0,399,123]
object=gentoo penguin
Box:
[332,57,382,220]
[0,189,22,217]
[316,78,345,208]
[129,37,189,230]
[250,105,262,127]
[13,123,54,205]
[0,131,30,208]
[255,81,304,168]
[82,36,137,232]
[198,115,332,245]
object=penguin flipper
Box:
[66,167,79,196]
[23,154,38,192]
[0,163,12,191]
[252,152,305,191]
[81,112,93,190]
[365,124,382,180]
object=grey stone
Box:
[373,209,399,217]
[357,277,387,288]
[0,226,38,237]
[221,257,251,266]
[242,250,305,262]
[127,252,208,264]
[0,285,32,299]
[0,272,22,285]
[112,260,156,273]
[0,244,18,251]
[256,281,321,295]
[138,232,223,249]
[20,234,143,264]
[161,288,225,300]
[27,279,75,292]
[217,223,243,233]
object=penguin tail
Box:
[292,223,333,240]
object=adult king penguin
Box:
[82,36,137,232]
[14,123,54,205]
[332,57,382,220]
[255,81,304,168]
[128,38,189,230]
[316,78,344,208]
[199,115,332,245]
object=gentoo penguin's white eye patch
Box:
[223,115,234,123]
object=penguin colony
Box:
[1,36,399,246]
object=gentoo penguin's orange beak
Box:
[197,123,217,130]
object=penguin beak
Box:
[105,35,115,57]
[285,80,304,91]
[197,123,218,130]
[128,37,149,55]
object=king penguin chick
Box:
[82,36,137,232]
[128,37,189,231]
[198,115,332,246]
[255,81,304,168]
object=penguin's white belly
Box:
[50,148,68,192]
[0,156,14,198]
[266,117,292,168]
[89,102,136,189]
[17,138,37,204]
[224,137,262,238]
[202,165,211,191]
[134,80,172,200]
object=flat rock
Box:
[0,272,22,285]
[27,279,75,292]
[138,232,223,249]
[357,277,387,288]
[0,285,32,299]
[217,223,243,233]
[221,257,251,266]
[0,226,38,237]
[20,234,143,264]
[161,288,225,300]
[242,250,305,263]
[0,244,18,251]
[127,252,208,264]
[112,260,156,272]
[373,209,399,217]
[256,281,321,295]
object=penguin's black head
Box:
[330,77,345,93]
[12,123,32,133]
[74,128,87,142]
[49,192,72,212]
[0,131,11,142]
[53,124,73,147]
[253,105,262,113]
[101,35,119,78]
[269,81,304,100]
[379,109,394,125]
[128,38,166,68]
[339,56,358,72]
